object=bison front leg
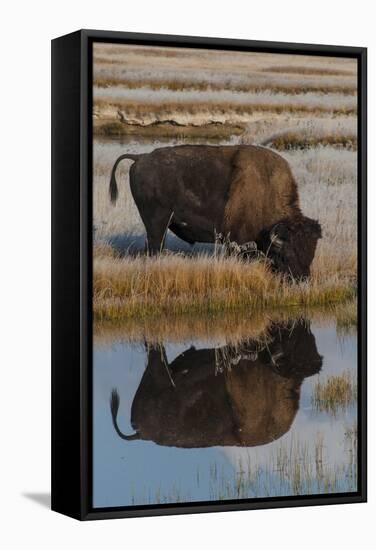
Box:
[256,216,322,280]
[143,210,174,255]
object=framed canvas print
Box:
[51,29,367,520]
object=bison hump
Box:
[223,147,301,242]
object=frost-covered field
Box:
[93,43,357,133]
[94,86,356,108]
[93,44,356,81]
[94,86,356,129]
[92,43,357,315]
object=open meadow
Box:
[93,43,357,320]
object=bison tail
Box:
[110,389,140,441]
[109,153,140,205]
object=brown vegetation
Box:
[93,299,356,345]
[265,133,357,151]
[94,97,357,120]
[94,76,357,96]
[94,120,244,139]
[93,245,356,321]
[262,65,355,76]
[312,371,357,414]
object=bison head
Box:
[256,216,322,279]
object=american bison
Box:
[110,320,322,448]
[109,145,321,278]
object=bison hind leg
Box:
[143,209,174,255]
[256,216,322,280]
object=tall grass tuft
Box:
[312,371,357,415]
[127,429,357,505]
[93,245,356,321]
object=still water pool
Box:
[93,315,357,508]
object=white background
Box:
[0,1,373,548]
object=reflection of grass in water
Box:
[131,483,191,506]
[94,307,272,345]
[312,371,357,415]
[93,299,356,345]
[128,429,357,505]
[211,431,357,500]
[336,300,357,335]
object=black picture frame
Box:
[51,29,367,520]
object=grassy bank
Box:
[93,96,356,137]
[93,244,356,321]
[94,120,245,139]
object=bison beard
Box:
[109,144,321,279]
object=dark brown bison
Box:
[110,320,322,448]
[109,144,321,278]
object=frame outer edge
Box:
[51,30,82,520]
[52,29,367,520]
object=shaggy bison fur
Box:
[256,216,322,279]
[109,144,321,278]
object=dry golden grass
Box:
[93,43,357,75]
[261,65,355,76]
[94,76,357,96]
[312,371,357,414]
[264,133,357,151]
[93,245,356,321]
[241,115,357,145]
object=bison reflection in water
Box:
[110,320,322,448]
